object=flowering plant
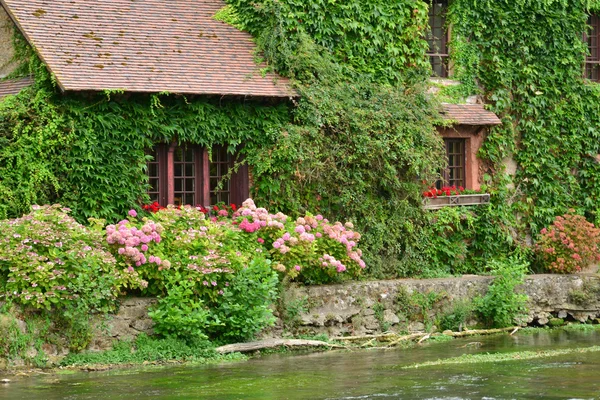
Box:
[232,199,366,284]
[108,205,277,340]
[535,212,600,273]
[423,185,465,198]
[0,205,143,312]
[101,199,365,340]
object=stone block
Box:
[383,310,400,325]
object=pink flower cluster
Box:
[107,220,163,267]
[235,199,287,232]
[320,254,346,273]
[536,213,600,273]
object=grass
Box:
[60,334,246,367]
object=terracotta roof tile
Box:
[0,0,293,97]
[0,76,32,98]
[441,104,501,126]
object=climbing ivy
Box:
[8,0,595,277]
[226,0,431,84]
[450,0,600,234]
[0,44,289,222]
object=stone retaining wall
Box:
[93,274,600,344]
[281,274,600,337]
[4,274,598,365]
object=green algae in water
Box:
[401,345,600,369]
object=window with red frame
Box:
[586,14,600,81]
[146,144,248,207]
[436,138,466,189]
[426,0,450,78]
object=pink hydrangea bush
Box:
[111,199,366,291]
[535,212,600,273]
[232,199,366,284]
[0,205,144,312]
[108,205,245,299]
[107,205,277,340]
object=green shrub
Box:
[148,276,216,340]
[0,205,143,312]
[438,300,473,332]
[208,258,278,341]
[474,260,529,328]
[59,334,236,366]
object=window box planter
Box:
[423,193,490,210]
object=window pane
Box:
[210,145,232,205]
[146,147,163,205]
[185,178,195,192]
[185,163,194,177]
[436,139,466,189]
[586,15,600,81]
[184,193,195,206]
[174,148,183,162]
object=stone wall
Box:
[2,274,599,367]
[88,297,156,351]
[280,274,600,337]
[94,275,600,343]
[0,6,17,78]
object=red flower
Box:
[230,203,237,211]
[212,205,219,212]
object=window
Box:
[586,15,600,81]
[437,138,466,188]
[146,144,248,207]
[426,0,450,77]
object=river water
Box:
[2,328,600,399]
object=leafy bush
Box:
[474,260,529,328]
[105,200,361,341]
[0,205,143,312]
[59,333,238,366]
[420,207,476,276]
[207,258,278,342]
[535,212,600,274]
[438,300,473,332]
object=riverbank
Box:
[1,273,599,370]
[2,324,600,399]
[2,323,599,378]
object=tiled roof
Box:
[0,0,293,97]
[441,104,501,126]
[0,76,32,98]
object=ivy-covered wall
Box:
[0,49,290,222]
[5,0,600,277]
[449,0,600,234]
